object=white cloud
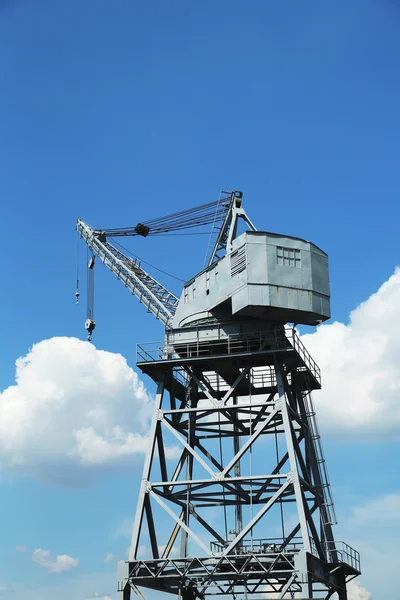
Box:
[103,553,115,563]
[352,493,400,524]
[303,268,400,437]
[348,539,397,599]
[32,548,79,573]
[74,425,149,465]
[348,579,371,600]
[0,337,153,483]
[0,586,8,592]
[86,595,113,600]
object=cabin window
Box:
[277,246,301,268]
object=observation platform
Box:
[119,539,360,596]
[136,328,321,397]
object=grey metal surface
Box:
[75,192,357,600]
[76,219,179,326]
[118,330,359,600]
[172,231,330,329]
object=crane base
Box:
[118,550,359,598]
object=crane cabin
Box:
[172,231,330,329]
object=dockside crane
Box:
[76,191,360,600]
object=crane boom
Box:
[77,219,179,327]
[76,192,250,337]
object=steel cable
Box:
[101,198,230,237]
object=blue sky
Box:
[0,1,399,599]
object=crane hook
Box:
[86,253,96,341]
[85,318,96,341]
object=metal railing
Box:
[309,538,360,571]
[325,541,360,572]
[210,536,303,555]
[209,536,359,571]
[291,331,321,383]
[136,328,320,384]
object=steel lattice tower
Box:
[117,326,360,600]
[76,191,360,600]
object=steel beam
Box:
[124,334,359,599]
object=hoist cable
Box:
[149,232,212,236]
[203,191,223,268]
[100,197,231,237]
[141,199,227,227]
[110,239,186,283]
[75,233,80,304]
[86,246,90,318]
[86,247,95,321]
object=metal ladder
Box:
[304,394,337,526]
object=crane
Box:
[76,191,360,600]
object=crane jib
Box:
[76,220,178,329]
[75,191,238,336]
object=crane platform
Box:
[136,327,321,395]
[118,541,360,597]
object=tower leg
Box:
[117,585,130,600]
[294,550,312,598]
[117,561,131,600]
[130,380,165,560]
[276,363,311,554]
[180,377,198,556]
[337,574,348,600]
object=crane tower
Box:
[77,192,360,600]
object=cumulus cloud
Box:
[0,337,153,483]
[348,579,371,600]
[32,549,79,573]
[303,268,400,437]
[0,585,8,592]
[86,595,113,600]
